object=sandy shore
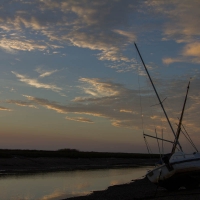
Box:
[66,177,200,200]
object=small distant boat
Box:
[134,43,200,190]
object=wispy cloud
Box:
[113,29,136,43]
[181,42,200,63]
[162,57,185,65]
[162,42,200,65]
[65,116,94,123]
[79,78,127,97]
[5,78,155,129]
[0,0,138,66]
[12,71,62,92]
[35,67,58,78]
[6,76,200,135]
[6,99,37,109]
[146,1,200,42]
[0,106,12,111]
[146,1,200,65]
[0,38,47,54]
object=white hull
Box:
[146,152,200,190]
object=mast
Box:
[134,43,182,151]
[171,81,190,154]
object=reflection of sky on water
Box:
[0,167,152,200]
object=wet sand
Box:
[66,177,200,200]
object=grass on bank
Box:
[0,148,159,159]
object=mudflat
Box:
[0,157,157,174]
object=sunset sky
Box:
[0,0,200,153]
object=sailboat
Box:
[134,43,200,190]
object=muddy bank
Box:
[0,157,157,174]
[66,177,200,200]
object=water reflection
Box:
[0,167,151,200]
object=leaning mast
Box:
[171,81,190,154]
[134,43,182,151]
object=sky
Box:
[0,0,200,153]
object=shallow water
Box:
[0,167,152,200]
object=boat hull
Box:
[146,153,200,190]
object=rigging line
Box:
[155,129,162,163]
[180,125,197,150]
[181,123,198,152]
[181,130,198,151]
[144,136,150,154]
[136,51,153,157]
[136,50,158,135]
[143,134,152,156]
[147,79,157,131]
[175,123,198,152]
[182,131,198,152]
[135,48,156,131]
[162,95,178,144]
[162,129,164,156]
[150,97,167,107]
[146,136,152,154]
[176,118,199,152]
[136,52,145,133]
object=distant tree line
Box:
[0,149,159,159]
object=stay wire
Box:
[155,129,162,162]
[136,52,145,133]
[175,122,198,152]
[136,51,152,156]
[144,134,152,155]
[181,124,198,152]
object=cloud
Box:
[0,106,12,111]
[67,30,131,62]
[146,1,200,42]
[6,99,37,109]
[120,109,134,114]
[181,42,200,63]
[6,76,200,137]
[108,62,137,73]
[0,38,47,53]
[35,67,58,78]
[162,57,185,65]
[12,71,62,92]
[65,116,94,123]
[113,29,136,43]
[162,42,200,64]
[145,1,200,65]
[79,78,124,97]
[5,78,155,129]
[0,0,138,65]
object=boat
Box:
[134,43,200,190]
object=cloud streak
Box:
[0,106,12,111]
[12,71,62,92]
[65,116,94,123]
[6,76,200,138]
[0,0,139,67]
[6,99,37,109]
[5,78,167,130]
[35,67,58,78]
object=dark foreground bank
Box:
[66,177,200,200]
